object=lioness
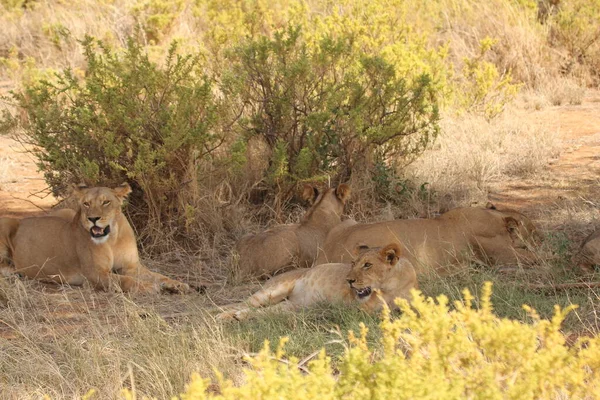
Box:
[218,243,417,320]
[316,205,539,275]
[0,183,189,293]
[574,230,600,273]
[237,184,351,277]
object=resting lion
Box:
[574,230,600,273]
[315,204,540,275]
[0,183,189,293]
[237,184,351,277]
[218,243,417,320]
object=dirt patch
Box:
[0,136,56,218]
[489,90,600,223]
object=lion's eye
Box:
[83,202,90,208]
[103,200,111,206]
[363,262,372,270]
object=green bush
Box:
[122,283,600,399]
[2,37,223,243]
[225,24,440,193]
[1,28,440,243]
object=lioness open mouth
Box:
[90,225,110,238]
[354,287,372,299]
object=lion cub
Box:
[0,183,189,294]
[237,184,351,277]
[218,243,417,321]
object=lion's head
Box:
[301,183,351,220]
[486,202,541,248]
[345,243,404,301]
[73,183,132,244]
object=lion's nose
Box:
[346,278,355,285]
[88,217,100,224]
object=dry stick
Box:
[524,282,600,291]
[8,194,48,212]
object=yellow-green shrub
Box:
[132,0,185,43]
[224,24,440,192]
[194,0,520,115]
[132,283,600,399]
[550,0,600,83]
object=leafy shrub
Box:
[122,283,600,399]
[0,0,28,9]
[458,37,521,120]
[225,24,440,194]
[550,0,600,83]
[131,0,185,43]
[1,37,223,244]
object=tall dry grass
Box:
[0,279,247,399]
[401,110,561,213]
[0,0,592,88]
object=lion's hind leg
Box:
[0,218,19,277]
[217,268,308,321]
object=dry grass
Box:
[402,111,561,212]
[1,246,599,399]
[544,77,587,106]
[0,278,247,399]
[0,155,14,189]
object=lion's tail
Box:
[0,218,19,275]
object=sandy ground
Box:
[489,91,600,214]
[0,136,56,218]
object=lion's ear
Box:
[335,184,351,204]
[113,182,132,200]
[486,202,497,210]
[504,216,519,235]
[72,183,89,199]
[380,243,401,266]
[302,184,319,204]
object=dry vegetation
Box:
[1,0,600,398]
[0,156,15,189]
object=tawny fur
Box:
[237,184,351,277]
[0,217,19,276]
[218,243,417,321]
[574,230,600,274]
[316,205,540,275]
[0,184,189,293]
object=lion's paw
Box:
[216,308,249,321]
[160,280,191,294]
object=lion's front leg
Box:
[217,301,297,321]
[119,261,190,293]
[82,266,159,293]
[78,249,159,293]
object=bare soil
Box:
[490,91,600,214]
[0,136,55,218]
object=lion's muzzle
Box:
[90,225,111,238]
